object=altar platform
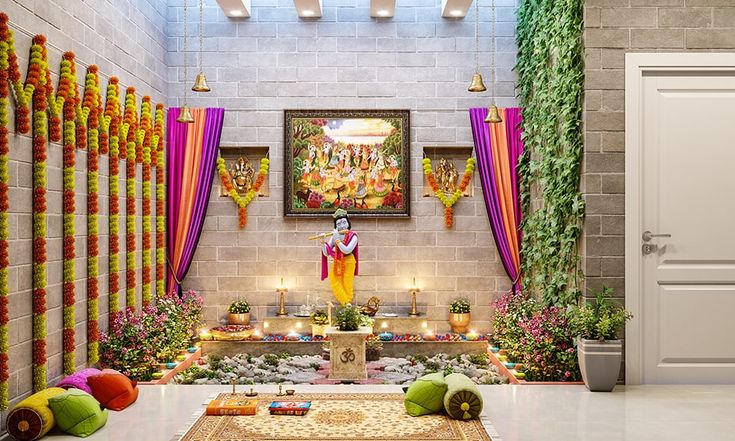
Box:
[261,315,431,335]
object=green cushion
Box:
[48,389,108,438]
[443,373,483,420]
[403,372,448,416]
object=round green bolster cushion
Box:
[443,373,483,420]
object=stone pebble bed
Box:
[173,353,508,385]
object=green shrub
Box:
[228,301,251,313]
[335,304,371,331]
[449,299,471,314]
[571,286,632,341]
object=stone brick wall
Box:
[583,0,735,301]
[4,0,167,410]
[167,0,520,333]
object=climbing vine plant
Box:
[516,0,585,306]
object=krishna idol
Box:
[313,209,359,305]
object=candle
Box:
[423,330,436,341]
[378,332,393,341]
[466,330,479,341]
[187,346,197,353]
[199,329,212,341]
[287,330,301,341]
[165,362,176,369]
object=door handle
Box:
[642,231,671,242]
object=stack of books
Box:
[268,401,312,416]
[206,398,258,416]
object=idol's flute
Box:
[307,229,350,240]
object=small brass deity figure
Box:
[435,158,459,194]
[229,156,255,193]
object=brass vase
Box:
[449,312,471,334]
[228,312,251,325]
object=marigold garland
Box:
[59,52,78,375]
[84,66,102,364]
[123,88,137,309]
[140,97,153,306]
[0,13,13,409]
[423,157,476,229]
[107,78,122,314]
[154,104,165,298]
[216,157,269,228]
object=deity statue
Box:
[229,156,255,193]
[320,209,359,305]
[435,157,459,194]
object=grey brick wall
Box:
[167,0,519,333]
[5,0,167,410]
[583,1,735,301]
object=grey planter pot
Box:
[577,338,622,392]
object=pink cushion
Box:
[56,368,102,394]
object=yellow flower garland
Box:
[216,157,269,228]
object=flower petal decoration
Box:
[216,157,269,228]
[423,157,475,228]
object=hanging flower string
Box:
[423,157,476,229]
[140,97,153,306]
[216,157,269,228]
[84,66,102,364]
[106,78,121,314]
[154,105,165,297]
[0,13,15,409]
[123,88,137,309]
[60,52,78,374]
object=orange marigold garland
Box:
[123,88,137,309]
[140,97,153,306]
[154,104,165,298]
[84,66,102,364]
[423,157,476,229]
[106,78,122,314]
[216,157,269,228]
[59,52,78,375]
[0,13,13,409]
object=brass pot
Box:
[228,312,251,325]
[311,324,328,338]
[449,312,471,334]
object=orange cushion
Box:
[87,371,139,411]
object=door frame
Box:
[624,53,735,384]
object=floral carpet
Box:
[178,393,494,441]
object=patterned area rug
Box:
[178,393,495,441]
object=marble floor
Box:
[17,384,735,441]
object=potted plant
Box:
[365,337,383,362]
[571,287,632,392]
[228,300,251,325]
[448,299,471,333]
[335,304,372,332]
[310,310,329,338]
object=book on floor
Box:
[206,398,258,416]
[268,401,312,416]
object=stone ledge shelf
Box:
[261,315,430,335]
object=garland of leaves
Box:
[516,0,585,306]
[422,157,475,229]
[216,157,269,228]
[84,66,102,364]
[123,88,137,309]
[140,97,153,306]
[0,13,13,409]
[154,104,165,297]
[106,78,121,314]
[59,52,78,375]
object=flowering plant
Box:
[449,298,471,314]
[228,300,251,314]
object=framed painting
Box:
[284,109,410,217]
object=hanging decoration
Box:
[140,97,153,306]
[216,156,269,228]
[467,0,486,93]
[192,0,210,93]
[178,0,195,123]
[0,13,14,409]
[123,88,138,309]
[153,104,165,298]
[106,78,122,314]
[484,0,502,124]
[423,157,475,228]
[84,66,102,364]
[60,52,78,375]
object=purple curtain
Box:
[470,107,524,291]
[166,107,224,294]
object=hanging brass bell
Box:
[468,73,487,93]
[177,105,195,123]
[485,105,503,124]
[192,72,211,92]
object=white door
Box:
[627,54,735,384]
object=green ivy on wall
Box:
[516,0,585,306]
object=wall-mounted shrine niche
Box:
[218,146,271,198]
[422,146,475,198]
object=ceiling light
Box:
[215,0,251,18]
[441,0,472,18]
[371,0,395,18]
[293,0,322,18]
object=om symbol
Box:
[340,348,356,364]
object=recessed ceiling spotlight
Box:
[371,0,395,18]
[229,9,243,16]
[216,0,252,18]
[302,9,315,16]
[450,10,463,16]
[294,0,322,18]
[377,9,389,16]
[441,0,472,18]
